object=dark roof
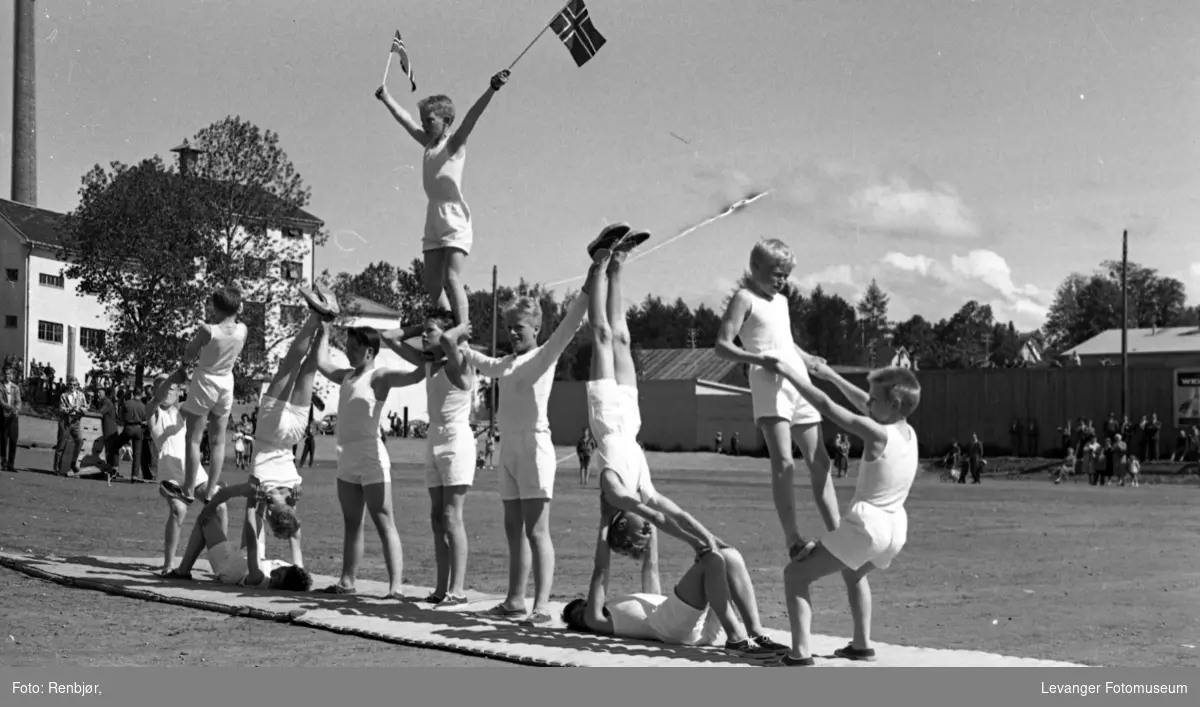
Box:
[0,199,72,249]
[1064,327,1200,356]
[637,348,741,382]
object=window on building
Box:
[5,269,17,282]
[39,272,65,288]
[80,327,107,350]
[279,304,305,328]
[283,227,303,239]
[4,315,16,329]
[244,257,269,279]
[37,320,64,343]
[242,301,267,364]
[281,260,304,282]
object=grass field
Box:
[1,437,1197,667]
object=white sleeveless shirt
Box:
[853,423,919,513]
[337,368,385,446]
[737,292,796,358]
[423,138,466,205]
[425,363,473,429]
[196,322,247,376]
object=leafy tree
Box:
[1043,261,1186,351]
[63,157,212,388]
[856,278,891,349]
[187,117,328,397]
[794,286,862,364]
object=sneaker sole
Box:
[613,230,651,253]
[588,223,632,257]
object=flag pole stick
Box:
[382,53,392,87]
[507,0,572,71]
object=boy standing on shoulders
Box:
[758,355,922,666]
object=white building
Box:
[0,195,319,385]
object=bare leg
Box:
[442,248,470,327]
[423,248,452,313]
[180,410,205,499]
[364,482,405,597]
[204,414,231,494]
[335,480,367,590]
[606,254,637,388]
[521,498,555,616]
[500,499,529,611]
[428,486,449,597]
[263,312,325,404]
[720,548,769,637]
[782,544,863,659]
[759,418,804,550]
[441,485,471,596]
[162,498,187,572]
[674,551,748,642]
[587,252,615,382]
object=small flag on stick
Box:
[389,30,417,92]
[550,0,607,67]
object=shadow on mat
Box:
[281,599,771,666]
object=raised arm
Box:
[375,367,427,394]
[315,323,352,384]
[375,86,429,147]
[584,511,616,634]
[820,363,871,415]
[715,290,767,366]
[145,369,187,418]
[459,343,517,378]
[770,357,888,451]
[527,293,590,376]
[446,71,509,156]
[439,323,475,391]
[181,324,211,365]
[600,473,713,553]
[380,323,428,368]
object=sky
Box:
[2,0,1198,333]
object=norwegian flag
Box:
[390,30,417,92]
[549,0,607,67]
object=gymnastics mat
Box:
[0,552,1080,667]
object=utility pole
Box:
[686,328,697,349]
[1120,230,1129,422]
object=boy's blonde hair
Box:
[866,366,921,418]
[505,297,542,326]
[740,238,797,290]
[417,95,456,126]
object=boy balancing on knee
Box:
[576,234,787,655]
[163,286,248,505]
[758,356,922,666]
[716,239,837,558]
[376,70,510,327]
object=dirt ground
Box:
[1,438,1197,667]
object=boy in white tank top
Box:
[716,239,837,561]
[758,354,922,666]
[165,287,248,506]
[376,70,510,328]
[413,309,477,606]
[317,325,425,599]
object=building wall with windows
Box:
[24,251,110,378]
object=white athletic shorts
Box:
[821,501,908,571]
[498,431,557,501]
[180,370,235,419]
[586,379,642,439]
[251,445,302,490]
[423,200,473,254]
[749,353,821,425]
[156,454,207,491]
[648,591,726,646]
[256,395,308,449]
[426,423,476,488]
[337,438,391,486]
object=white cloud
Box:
[795,264,858,291]
[880,249,1049,330]
[848,178,980,239]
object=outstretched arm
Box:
[181,324,211,365]
[380,323,428,368]
[715,290,768,365]
[819,363,871,415]
[600,473,714,553]
[315,324,352,384]
[768,357,888,450]
[375,367,427,393]
[527,293,590,376]
[446,71,509,156]
[583,510,616,635]
[375,86,429,146]
[440,323,475,390]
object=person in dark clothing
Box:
[1104,413,1119,443]
[1146,413,1161,462]
[118,392,152,482]
[0,367,22,471]
[964,434,984,484]
[1025,418,1039,457]
[97,388,121,472]
[298,411,316,468]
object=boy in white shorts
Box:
[758,354,922,666]
[449,238,603,624]
[565,508,786,655]
[169,481,312,592]
[376,70,510,327]
[164,286,248,505]
[318,325,425,599]
[149,369,225,576]
[413,310,478,606]
[716,239,836,559]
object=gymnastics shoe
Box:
[588,222,631,258]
